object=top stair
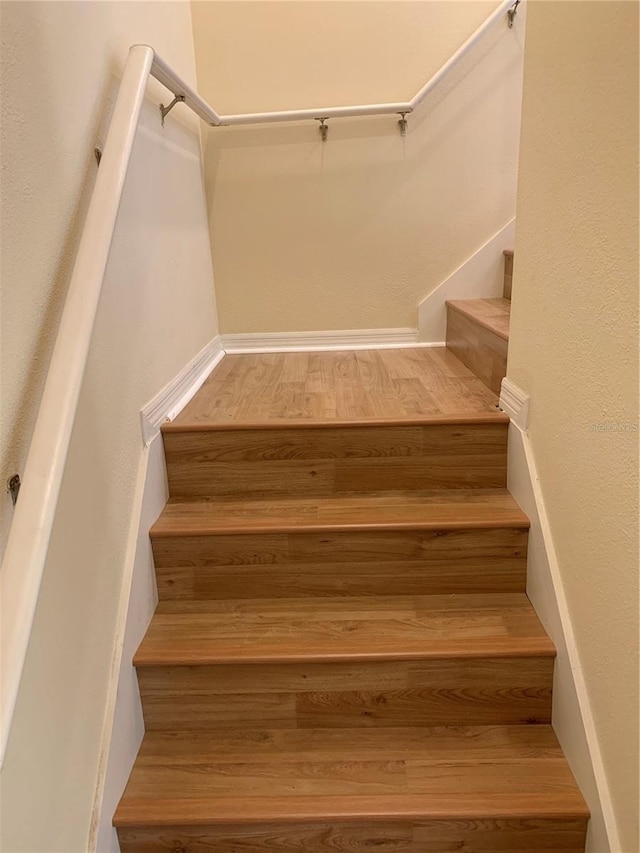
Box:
[162,347,510,499]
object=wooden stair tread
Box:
[445,299,511,341]
[134,593,554,665]
[151,489,529,537]
[169,348,504,430]
[114,725,588,826]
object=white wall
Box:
[191,0,524,334]
[507,2,639,850]
[92,435,167,853]
[0,2,218,850]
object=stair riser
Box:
[118,817,588,853]
[446,311,508,397]
[163,423,508,498]
[153,527,528,601]
[137,657,553,732]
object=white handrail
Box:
[218,0,514,126]
[0,0,519,767]
[0,43,214,767]
[410,0,514,110]
[150,51,222,126]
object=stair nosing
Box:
[162,411,509,434]
[133,644,556,667]
[114,793,589,827]
[151,490,530,538]
[151,517,530,538]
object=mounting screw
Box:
[7,474,21,506]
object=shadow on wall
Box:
[202,11,525,335]
[0,1,117,558]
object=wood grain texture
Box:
[151,490,529,537]
[167,348,503,430]
[446,309,509,396]
[115,344,587,850]
[117,725,580,803]
[153,525,528,601]
[135,593,554,666]
[118,817,588,853]
[137,655,554,731]
[446,299,511,342]
[163,422,508,498]
[115,725,587,837]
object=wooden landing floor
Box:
[170,347,502,429]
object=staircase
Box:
[445,248,513,395]
[114,343,588,849]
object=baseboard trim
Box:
[89,436,166,853]
[140,336,224,444]
[507,420,620,853]
[418,218,516,343]
[221,328,444,353]
[499,376,530,430]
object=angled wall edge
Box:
[418,219,516,343]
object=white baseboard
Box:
[506,409,620,853]
[221,328,445,353]
[499,376,530,430]
[89,436,167,853]
[418,218,515,343]
[140,336,224,444]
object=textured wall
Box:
[0,2,218,850]
[191,0,524,333]
[507,2,639,849]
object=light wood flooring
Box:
[170,347,503,429]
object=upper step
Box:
[445,298,511,396]
[114,724,589,832]
[151,489,529,537]
[445,298,511,341]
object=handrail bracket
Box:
[316,117,329,142]
[160,94,185,126]
[507,0,520,29]
[7,475,21,507]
